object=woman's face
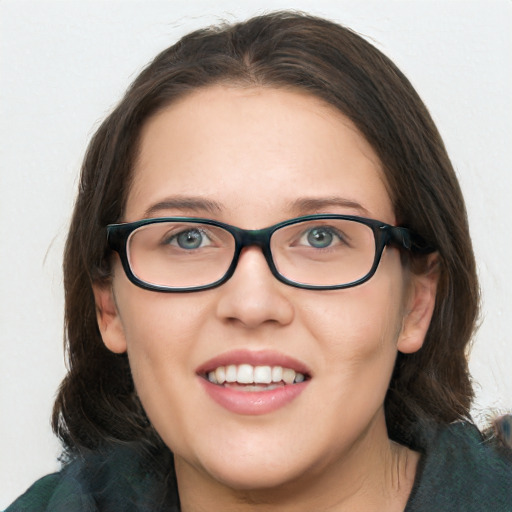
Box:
[95,86,436,492]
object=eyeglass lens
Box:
[126,219,376,289]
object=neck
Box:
[175,414,419,512]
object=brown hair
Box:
[53,11,479,453]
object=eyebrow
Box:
[288,197,371,216]
[143,196,223,217]
[142,195,370,219]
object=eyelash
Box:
[162,227,213,249]
[297,226,348,249]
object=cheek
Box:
[115,271,211,345]
[303,264,408,392]
[310,285,404,358]
[117,290,208,370]
[112,281,212,440]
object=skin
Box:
[94,86,438,511]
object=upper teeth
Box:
[207,364,305,385]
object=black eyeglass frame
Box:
[106,214,434,292]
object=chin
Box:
[176,441,313,493]
[203,459,304,492]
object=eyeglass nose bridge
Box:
[225,226,281,284]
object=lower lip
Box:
[199,378,309,415]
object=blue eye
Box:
[167,228,211,250]
[306,227,336,248]
[177,229,203,249]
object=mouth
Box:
[203,363,307,391]
[197,350,311,414]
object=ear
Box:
[92,282,127,354]
[397,254,439,354]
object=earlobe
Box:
[397,254,439,354]
[92,282,127,354]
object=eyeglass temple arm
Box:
[389,226,436,254]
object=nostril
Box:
[214,268,295,329]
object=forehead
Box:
[127,85,393,225]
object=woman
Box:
[6,11,511,512]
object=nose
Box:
[215,246,294,329]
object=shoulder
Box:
[4,469,94,512]
[4,444,179,512]
[406,418,512,512]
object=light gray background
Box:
[1,0,511,507]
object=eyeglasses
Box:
[106,214,434,292]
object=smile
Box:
[197,350,311,415]
[206,364,306,389]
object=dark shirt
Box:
[405,421,512,511]
[5,421,512,511]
